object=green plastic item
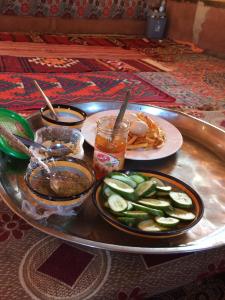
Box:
[0,108,34,159]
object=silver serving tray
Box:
[0,102,225,254]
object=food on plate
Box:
[99,171,197,233]
[125,112,166,150]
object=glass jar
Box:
[93,116,130,179]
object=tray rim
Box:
[0,101,225,254]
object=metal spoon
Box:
[14,134,72,156]
[111,89,130,141]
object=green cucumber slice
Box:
[108,194,128,212]
[103,186,115,198]
[138,199,171,209]
[129,172,148,180]
[109,172,127,177]
[104,178,134,196]
[127,202,133,211]
[135,179,157,197]
[156,191,170,197]
[156,186,172,192]
[165,208,196,221]
[151,177,165,187]
[117,217,137,226]
[145,190,157,197]
[122,210,149,219]
[124,193,139,201]
[169,192,193,208]
[155,216,180,227]
[130,201,164,217]
[138,219,169,232]
[111,174,137,188]
[129,174,146,184]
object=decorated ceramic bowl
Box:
[93,170,204,239]
[40,104,86,129]
[25,157,95,214]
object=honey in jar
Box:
[93,116,130,179]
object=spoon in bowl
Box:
[14,134,72,157]
[34,80,59,121]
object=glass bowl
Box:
[40,104,86,129]
[30,126,84,160]
[25,157,96,213]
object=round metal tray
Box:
[0,102,225,254]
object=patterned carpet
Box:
[148,271,225,300]
[0,72,175,115]
[0,56,160,73]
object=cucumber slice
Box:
[156,191,170,197]
[129,172,148,180]
[125,192,139,202]
[117,217,137,227]
[104,178,134,196]
[123,210,149,219]
[165,208,196,221]
[109,172,127,177]
[111,174,137,188]
[169,192,193,208]
[108,194,128,212]
[138,199,171,210]
[151,177,165,187]
[135,179,157,197]
[127,202,133,211]
[138,219,169,232]
[145,190,157,197]
[155,216,180,227]
[130,201,164,217]
[129,174,146,184]
[156,186,172,192]
[103,186,115,198]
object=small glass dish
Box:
[25,157,96,214]
[30,126,84,160]
[40,104,87,129]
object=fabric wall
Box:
[0,0,148,20]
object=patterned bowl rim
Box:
[25,156,96,204]
[40,104,87,126]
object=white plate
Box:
[81,110,183,160]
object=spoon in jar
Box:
[14,134,72,157]
[111,89,130,141]
[34,80,59,121]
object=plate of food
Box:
[93,170,204,239]
[81,110,183,160]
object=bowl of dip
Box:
[40,104,87,129]
[31,126,85,160]
[25,157,95,214]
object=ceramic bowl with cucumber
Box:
[93,170,204,238]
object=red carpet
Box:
[0,55,159,73]
[0,72,176,115]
